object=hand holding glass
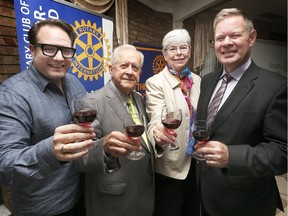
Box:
[161,108,182,151]
[71,98,97,148]
[192,120,210,161]
[123,113,146,160]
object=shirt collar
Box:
[110,80,130,107]
[222,58,252,81]
[28,64,66,93]
[28,64,50,92]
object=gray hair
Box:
[110,44,144,67]
[162,29,191,51]
[213,8,254,34]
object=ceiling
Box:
[138,0,287,27]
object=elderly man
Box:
[75,44,154,216]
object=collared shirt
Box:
[0,65,86,215]
[109,81,144,114]
[110,81,130,111]
[209,59,251,110]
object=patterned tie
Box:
[127,96,149,149]
[206,74,232,128]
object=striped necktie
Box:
[207,74,232,128]
[127,96,149,149]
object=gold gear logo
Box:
[71,20,111,81]
[152,54,165,74]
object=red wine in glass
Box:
[72,98,97,126]
[162,118,181,129]
[192,130,210,142]
[73,110,97,126]
[125,125,145,137]
[71,98,98,149]
[161,108,182,151]
[123,113,146,160]
[192,120,210,161]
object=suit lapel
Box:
[211,63,258,133]
[105,82,128,124]
[198,70,222,120]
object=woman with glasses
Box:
[145,29,201,216]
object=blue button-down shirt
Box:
[0,65,86,215]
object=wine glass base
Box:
[89,139,99,149]
[192,152,206,161]
[127,151,145,160]
[162,144,180,151]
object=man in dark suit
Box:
[75,44,154,216]
[194,8,287,216]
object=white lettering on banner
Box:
[24,46,32,64]
[18,0,31,67]
[22,18,30,44]
[18,3,60,68]
[34,6,46,20]
[20,0,29,14]
[48,9,58,19]
[14,0,114,92]
[34,5,59,20]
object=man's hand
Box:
[103,131,142,157]
[52,124,96,161]
[195,140,229,168]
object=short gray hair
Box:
[162,29,191,51]
[110,44,144,67]
[213,8,254,34]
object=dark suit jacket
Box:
[197,62,287,216]
[75,81,154,216]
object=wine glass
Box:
[123,113,146,160]
[191,120,210,161]
[71,98,97,148]
[161,108,182,151]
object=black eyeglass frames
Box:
[34,43,76,59]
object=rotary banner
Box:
[14,0,113,92]
[134,44,166,97]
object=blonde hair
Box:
[213,8,254,34]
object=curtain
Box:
[201,41,222,77]
[193,10,215,70]
[115,0,129,45]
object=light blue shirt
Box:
[0,65,86,215]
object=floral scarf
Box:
[167,64,196,155]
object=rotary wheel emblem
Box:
[71,20,111,81]
[152,54,165,74]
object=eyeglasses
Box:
[166,45,189,54]
[34,43,76,59]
